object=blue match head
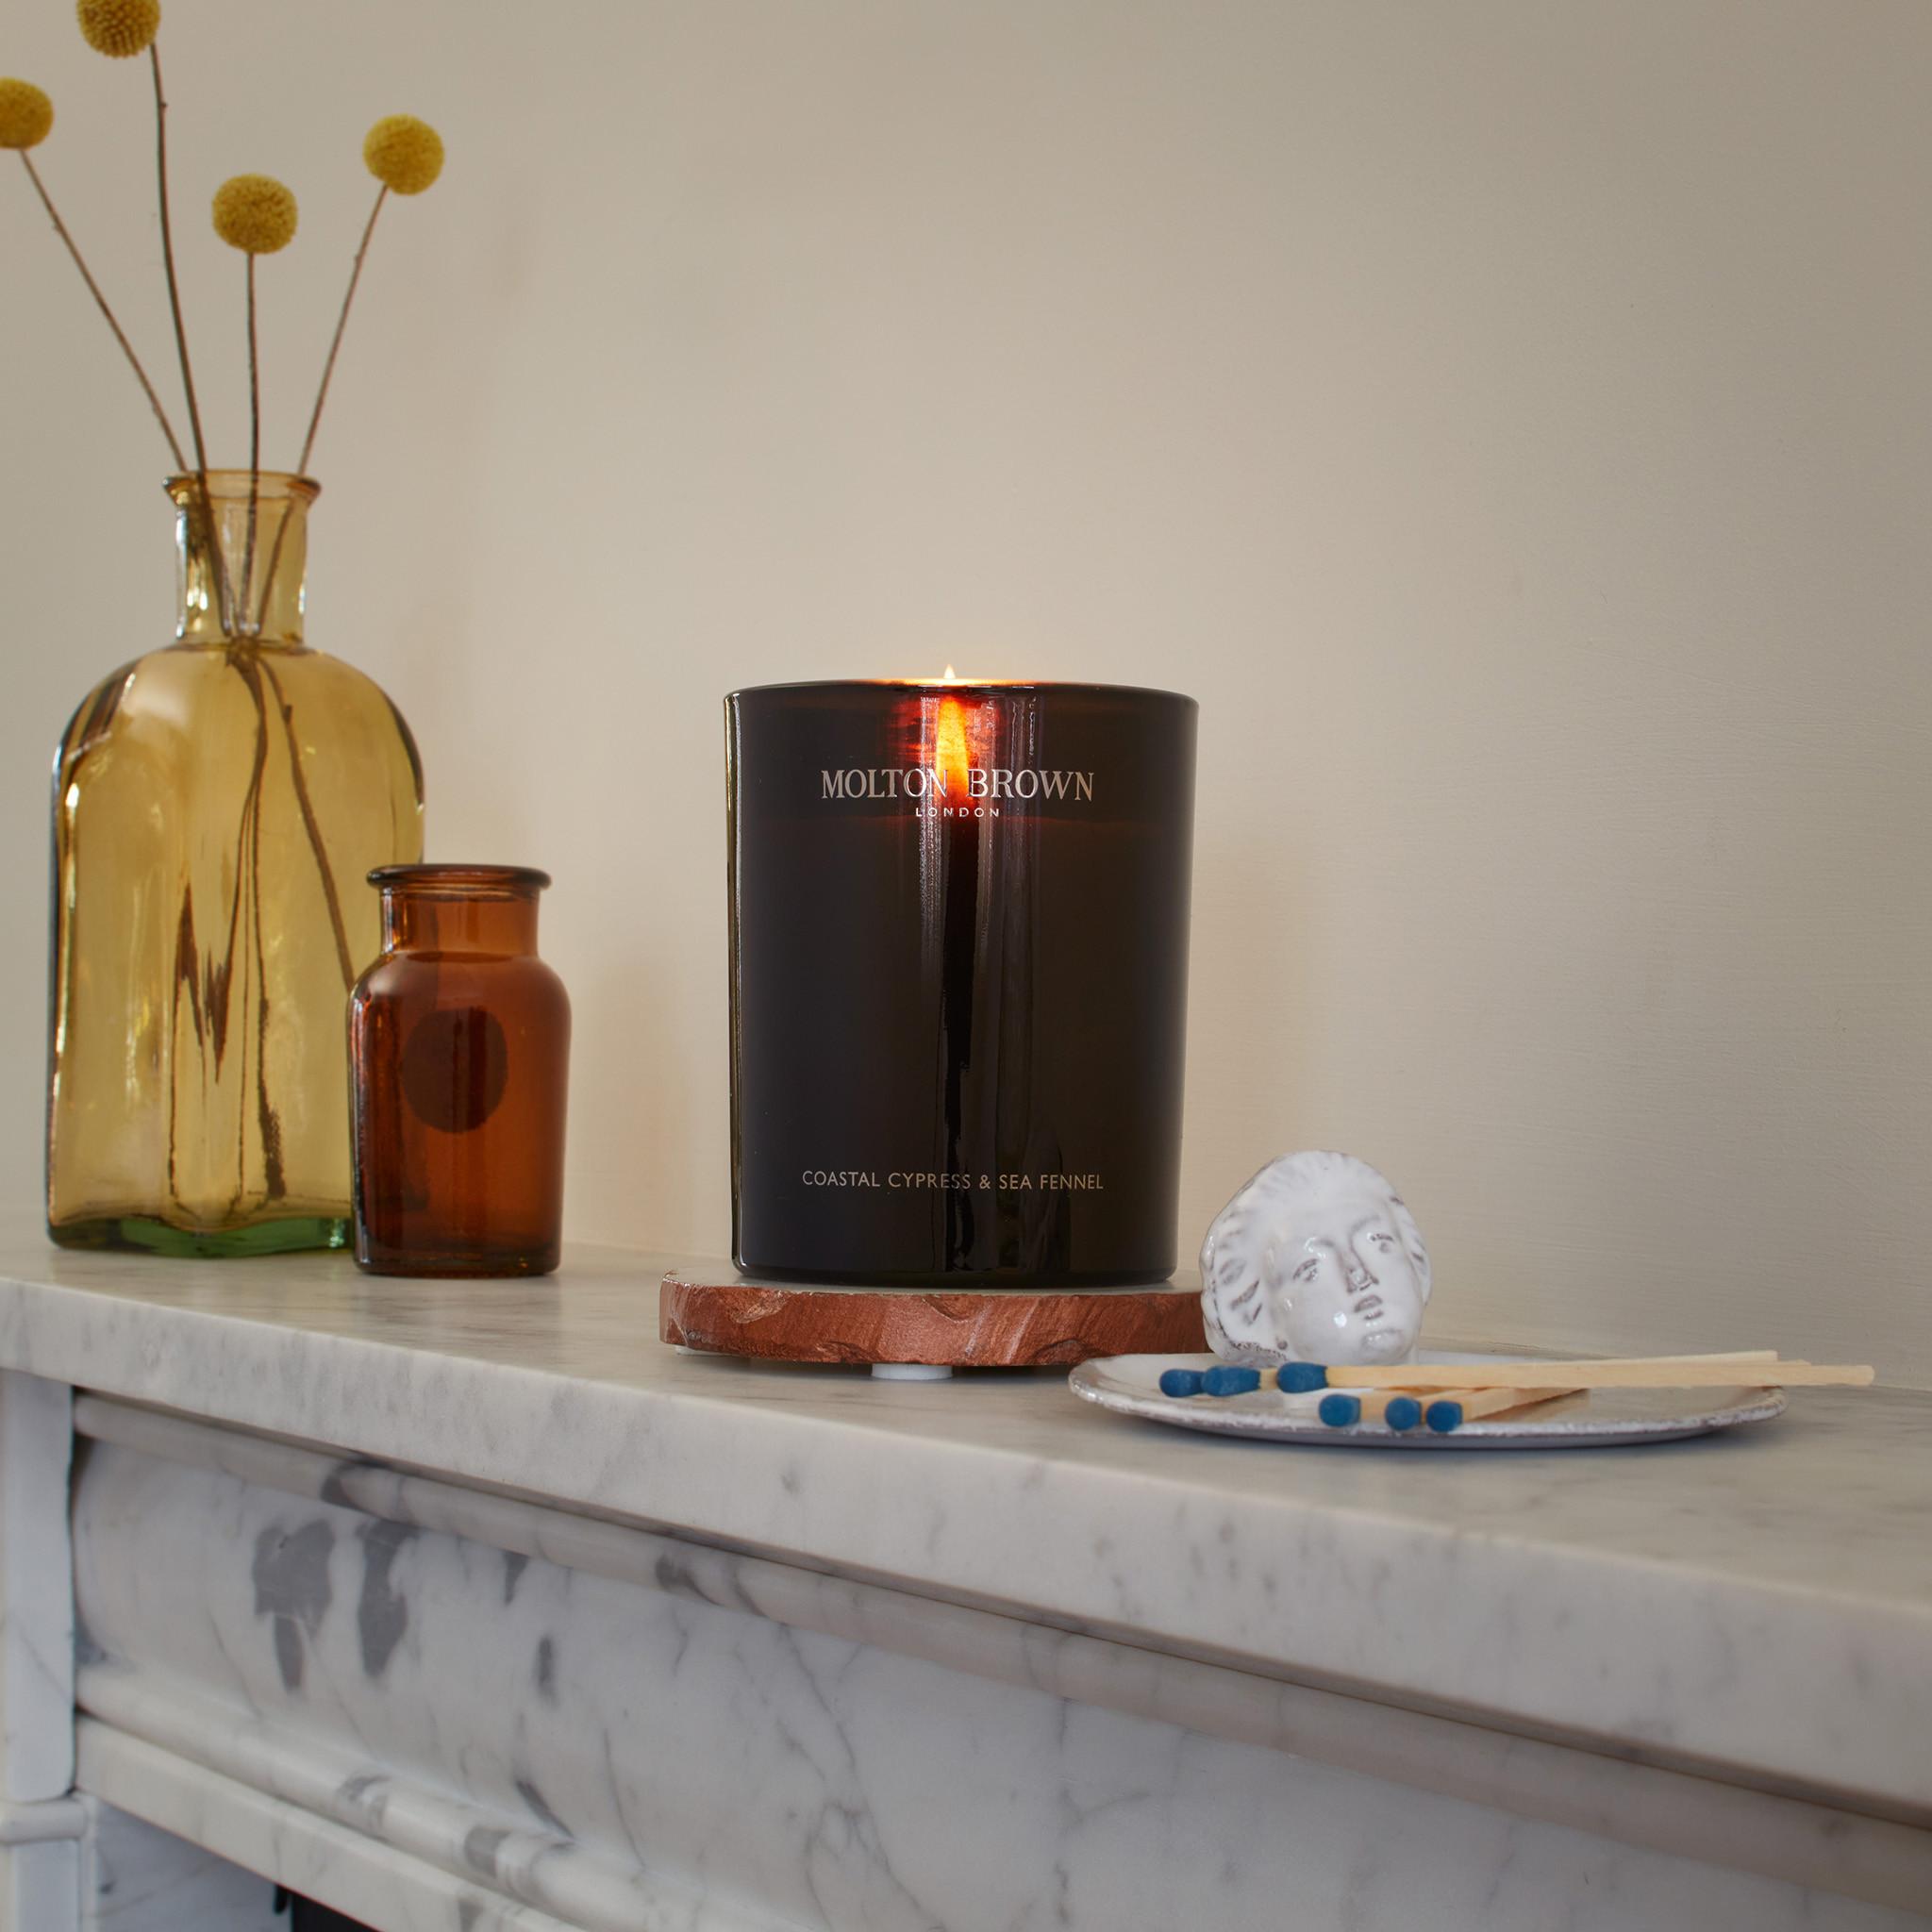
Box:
[1424,1399,1465,1433]
[1158,1368,1205,1398]
[1385,1395,1424,1432]
[1318,1392,1362,1427]
[1203,1364,1262,1398]
[1276,1362,1328,1394]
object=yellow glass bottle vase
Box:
[48,472,425,1255]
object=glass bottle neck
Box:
[171,471,317,647]
[375,868,552,958]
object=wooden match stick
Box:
[1425,1387,1581,1428]
[1321,1391,1591,1437]
[1315,1350,1772,1394]
[1375,1359,1777,1391]
[1318,1385,1585,1430]
[1317,1389,1428,1430]
[1424,1349,1778,1374]
[1325,1357,1873,1391]
[1561,1350,1780,1366]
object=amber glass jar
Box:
[349,866,569,1275]
[48,473,424,1257]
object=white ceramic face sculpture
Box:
[1200,1151,1432,1367]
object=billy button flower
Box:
[363,113,443,196]
[0,77,54,149]
[75,0,160,59]
[212,173,298,255]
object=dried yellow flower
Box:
[75,0,160,58]
[362,114,443,196]
[0,78,55,150]
[211,174,298,254]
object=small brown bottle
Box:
[350,865,570,1275]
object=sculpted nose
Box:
[1347,1256,1378,1291]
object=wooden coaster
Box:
[660,1265,1205,1369]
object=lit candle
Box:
[725,677,1196,1287]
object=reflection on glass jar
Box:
[349,865,569,1276]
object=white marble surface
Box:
[68,1443,1932,1932]
[2,1220,1928,1820]
[0,1368,73,1801]
[70,1396,1932,1912]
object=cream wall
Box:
[5,3,1928,1380]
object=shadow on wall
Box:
[1182,823,1310,1214]
[569,951,703,1249]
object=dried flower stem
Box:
[16,151,186,469]
[251,182,390,629]
[297,183,387,475]
[241,256,260,630]
[148,43,229,633]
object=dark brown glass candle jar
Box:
[728,680,1197,1287]
[349,865,570,1276]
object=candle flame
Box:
[942,664,958,684]
[935,691,972,799]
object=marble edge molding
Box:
[68,1394,1932,1915]
[75,1720,590,1932]
[5,1270,1928,1819]
[76,1673,797,1932]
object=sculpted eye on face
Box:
[1199,1152,1432,1369]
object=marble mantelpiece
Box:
[0,1222,1926,1929]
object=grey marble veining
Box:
[69,1442,1932,1932]
[2,1224,1928,1819]
[71,1395,1932,1912]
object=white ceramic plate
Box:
[1068,1352,1788,1449]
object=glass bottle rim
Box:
[369,863,552,896]
[166,471,321,506]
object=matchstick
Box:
[1324,1358,1873,1391]
[1317,1389,1427,1430]
[1278,1350,1773,1395]
[1320,1386,1582,1431]
[1421,1387,1581,1431]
